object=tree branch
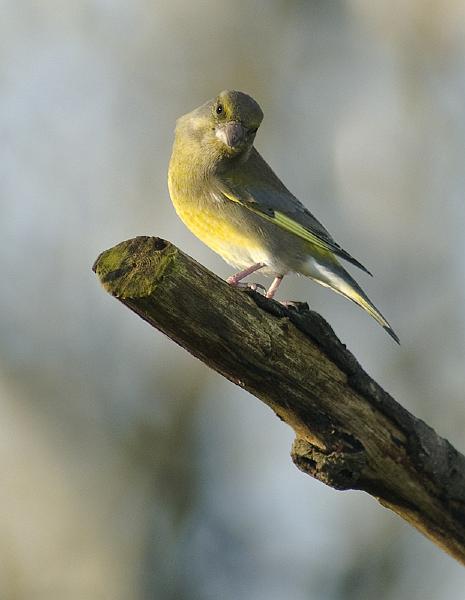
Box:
[93,236,465,564]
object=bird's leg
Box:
[227,263,265,286]
[265,275,283,299]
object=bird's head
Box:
[175,90,264,164]
[211,90,263,155]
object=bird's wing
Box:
[214,152,372,276]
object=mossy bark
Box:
[94,236,465,565]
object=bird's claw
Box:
[279,300,310,312]
[228,280,267,294]
[246,282,267,293]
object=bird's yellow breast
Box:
[172,195,264,269]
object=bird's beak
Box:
[215,121,246,149]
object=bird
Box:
[168,90,399,343]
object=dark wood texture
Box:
[93,236,465,564]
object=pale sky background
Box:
[2,1,465,598]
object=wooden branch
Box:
[93,236,465,564]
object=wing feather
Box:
[215,152,372,276]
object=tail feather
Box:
[303,258,399,344]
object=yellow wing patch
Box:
[220,187,332,252]
[271,211,333,253]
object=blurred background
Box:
[2,1,465,598]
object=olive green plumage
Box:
[168,90,398,343]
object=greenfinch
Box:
[168,90,398,343]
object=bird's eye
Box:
[216,104,223,115]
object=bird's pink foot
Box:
[227,263,265,286]
[265,275,284,299]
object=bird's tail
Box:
[302,257,399,343]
